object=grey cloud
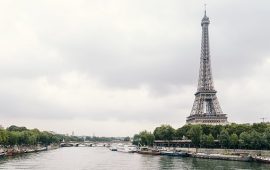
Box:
[0,0,270,135]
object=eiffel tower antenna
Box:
[186,7,228,125]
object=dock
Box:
[253,156,270,164]
[190,153,252,162]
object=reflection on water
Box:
[0,147,269,170]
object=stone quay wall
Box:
[174,147,270,157]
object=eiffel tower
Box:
[186,10,228,125]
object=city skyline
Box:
[0,0,270,136]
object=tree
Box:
[210,125,224,139]
[230,133,238,149]
[132,134,141,146]
[250,130,264,150]
[188,125,202,148]
[175,124,192,139]
[132,123,270,150]
[226,123,251,136]
[201,133,215,148]
[7,125,27,132]
[252,123,267,133]
[124,136,130,141]
[7,131,20,146]
[39,132,50,145]
[206,134,215,148]
[0,129,8,145]
[153,125,175,140]
[239,132,251,149]
[201,125,212,135]
[219,129,230,148]
[263,127,270,149]
[139,131,155,146]
[200,134,208,148]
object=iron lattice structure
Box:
[186,11,228,125]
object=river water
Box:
[0,147,269,170]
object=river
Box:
[0,147,269,170]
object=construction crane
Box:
[260,117,267,123]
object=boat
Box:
[109,145,117,151]
[36,147,47,152]
[160,150,188,157]
[24,149,35,153]
[6,148,20,156]
[86,143,93,147]
[0,149,5,157]
[77,144,87,147]
[137,147,160,155]
[191,153,252,162]
[253,156,270,164]
[60,143,73,147]
[117,144,137,153]
[0,152,5,157]
[96,143,105,147]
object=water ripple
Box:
[0,147,269,170]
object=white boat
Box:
[128,145,138,152]
[96,143,105,147]
[0,148,5,157]
[0,152,5,157]
[117,144,137,153]
[24,149,35,153]
[78,144,87,147]
[109,145,117,151]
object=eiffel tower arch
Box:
[186,10,228,125]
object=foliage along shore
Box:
[0,125,78,147]
[0,125,130,148]
[133,123,270,150]
[0,125,68,157]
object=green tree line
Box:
[0,125,77,146]
[133,123,270,150]
[85,136,125,142]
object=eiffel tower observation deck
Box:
[186,10,228,125]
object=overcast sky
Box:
[0,0,270,136]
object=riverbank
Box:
[175,147,270,157]
[0,144,59,157]
[168,147,270,163]
[188,152,252,162]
